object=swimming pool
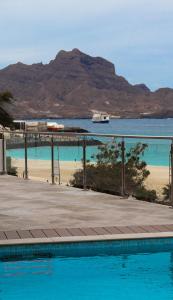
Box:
[1,238,173,300]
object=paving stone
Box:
[0,231,7,240]
[17,230,33,239]
[30,229,46,238]
[92,227,109,235]
[4,231,20,240]
[43,229,59,237]
[103,226,122,234]
[55,228,72,237]
[80,227,98,236]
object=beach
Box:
[11,158,83,184]
[11,159,169,196]
[145,165,169,196]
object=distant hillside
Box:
[0,48,173,119]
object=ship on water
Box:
[92,113,110,123]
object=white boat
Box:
[92,113,110,123]
[47,122,64,131]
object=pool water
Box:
[1,239,173,300]
[1,252,173,300]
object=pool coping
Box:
[1,224,173,246]
[2,232,173,246]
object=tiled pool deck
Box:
[1,225,173,245]
[1,175,173,245]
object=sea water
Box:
[7,118,173,166]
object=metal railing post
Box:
[57,145,61,185]
[121,138,125,196]
[0,133,6,174]
[2,133,6,174]
[51,136,55,185]
[83,137,87,190]
[24,133,28,179]
[170,141,173,206]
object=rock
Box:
[0,49,173,118]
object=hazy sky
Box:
[0,0,172,90]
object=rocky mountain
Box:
[0,48,173,119]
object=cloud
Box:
[1,0,172,24]
[0,0,124,23]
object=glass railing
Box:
[1,130,172,204]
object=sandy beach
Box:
[11,159,170,196]
[145,165,169,196]
[11,158,83,184]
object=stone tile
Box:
[139,225,159,233]
[117,226,134,234]
[126,226,144,233]
[92,227,109,235]
[80,227,98,236]
[17,230,33,239]
[104,226,122,234]
[55,228,72,237]
[152,225,168,232]
[134,226,149,233]
[4,231,20,239]
[30,229,46,238]
[0,231,7,240]
[67,228,86,236]
[163,224,173,231]
[43,229,59,237]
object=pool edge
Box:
[1,232,173,247]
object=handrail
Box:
[1,130,173,140]
[1,129,173,205]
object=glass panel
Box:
[125,138,170,203]
[5,131,171,204]
[53,134,83,186]
[27,133,51,182]
[70,134,171,203]
[6,132,25,178]
[146,139,170,204]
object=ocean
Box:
[7,118,173,166]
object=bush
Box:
[134,187,157,202]
[70,142,157,201]
[162,184,170,201]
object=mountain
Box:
[0,48,173,119]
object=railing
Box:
[1,130,173,204]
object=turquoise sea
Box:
[7,118,173,166]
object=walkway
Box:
[1,175,173,244]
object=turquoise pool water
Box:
[1,238,173,299]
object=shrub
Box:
[134,187,157,202]
[71,141,157,201]
[162,184,170,201]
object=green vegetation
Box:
[71,142,157,202]
[0,91,13,127]
[162,184,170,201]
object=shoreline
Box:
[14,117,173,120]
[11,159,169,196]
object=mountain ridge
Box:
[0,48,173,119]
